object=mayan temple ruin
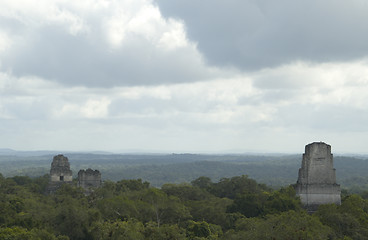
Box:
[77,168,102,194]
[47,154,73,193]
[295,142,341,211]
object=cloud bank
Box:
[156,0,368,70]
[1,0,368,153]
[0,0,222,87]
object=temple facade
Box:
[50,154,73,182]
[295,142,341,211]
[47,154,73,193]
[77,168,101,193]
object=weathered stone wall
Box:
[77,168,101,189]
[50,154,72,182]
[47,154,73,194]
[295,142,341,211]
[295,184,341,206]
[298,143,336,185]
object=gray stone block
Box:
[46,154,73,193]
[295,142,341,211]
[77,168,102,194]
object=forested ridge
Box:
[2,153,368,189]
[1,173,368,239]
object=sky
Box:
[1,0,368,153]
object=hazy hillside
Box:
[1,152,368,188]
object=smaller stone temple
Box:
[295,142,341,211]
[47,154,73,193]
[77,168,102,194]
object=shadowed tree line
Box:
[1,173,368,239]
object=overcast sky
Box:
[1,0,368,153]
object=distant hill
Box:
[0,148,17,155]
[0,152,368,189]
[0,149,61,157]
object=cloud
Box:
[156,0,368,70]
[0,0,222,87]
[251,60,368,108]
[2,61,368,152]
[2,0,368,152]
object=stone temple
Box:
[295,142,341,211]
[47,154,73,193]
[77,168,102,193]
[50,154,73,182]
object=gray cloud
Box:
[0,16,25,35]
[155,0,368,70]
[2,26,213,87]
[3,1,368,153]
[274,104,368,133]
[0,1,225,88]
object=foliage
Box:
[0,227,69,240]
[227,185,301,217]
[3,153,368,189]
[208,175,271,199]
[315,195,368,239]
[2,173,368,239]
[186,220,222,239]
[223,210,333,239]
[90,219,145,240]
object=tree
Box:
[53,197,91,240]
[186,220,222,239]
[97,196,139,220]
[144,222,186,240]
[191,176,213,190]
[0,227,69,240]
[316,195,368,239]
[264,186,301,214]
[224,210,333,239]
[137,188,191,227]
[116,179,150,193]
[227,193,267,217]
[162,183,212,201]
[90,219,145,240]
[188,197,233,228]
[210,175,270,199]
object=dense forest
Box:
[2,153,368,190]
[1,173,368,239]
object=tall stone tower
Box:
[47,154,73,193]
[295,142,341,211]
